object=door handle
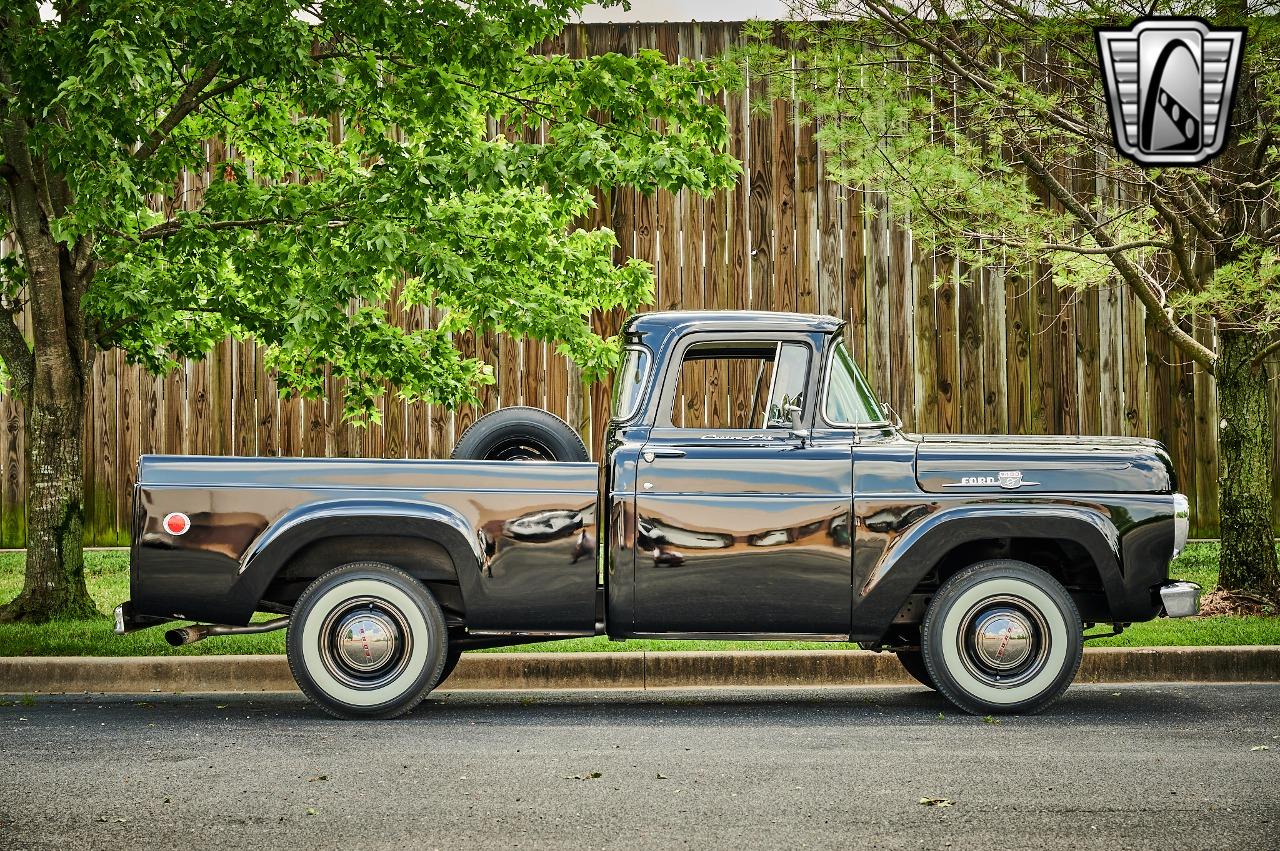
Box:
[642,448,686,461]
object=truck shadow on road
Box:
[27,683,1261,728]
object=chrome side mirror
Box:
[785,403,809,446]
[882,402,903,430]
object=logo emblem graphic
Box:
[1095,18,1245,166]
[997,471,1026,490]
[162,512,190,536]
[943,471,1039,489]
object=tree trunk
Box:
[1215,329,1279,599]
[0,123,97,623]
[0,368,96,622]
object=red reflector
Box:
[163,512,190,536]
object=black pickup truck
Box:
[118,311,1197,718]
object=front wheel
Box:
[287,562,448,719]
[921,560,1082,715]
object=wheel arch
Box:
[852,505,1125,640]
[230,499,483,622]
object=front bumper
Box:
[1159,581,1201,618]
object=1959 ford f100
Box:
[117,311,1197,718]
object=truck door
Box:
[630,335,854,636]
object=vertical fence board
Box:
[770,42,797,316]
[889,223,915,421]
[234,342,256,456]
[1,392,22,547]
[1005,270,1033,435]
[1030,265,1056,435]
[982,268,1009,435]
[864,194,892,399]
[843,189,867,371]
[1132,295,1154,439]
[957,261,984,435]
[1169,332,1197,527]
[1056,290,1079,435]
[795,116,819,316]
[934,256,959,434]
[1098,282,1125,434]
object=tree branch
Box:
[1016,145,1217,373]
[1150,193,1200,293]
[1250,126,1273,176]
[131,211,353,243]
[857,0,1110,147]
[956,231,1169,255]
[134,60,234,163]
[134,216,278,242]
[1253,337,1280,369]
[0,311,32,399]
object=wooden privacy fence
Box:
[1,21,1277,546]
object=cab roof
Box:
[622,310,844,341]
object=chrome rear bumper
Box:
[1159,581,1202,618]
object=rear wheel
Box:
[435,647,464,687]
[451,406,588,462]
[287,562,448,719]
[894,650,936,690]
[921,559,1082,715]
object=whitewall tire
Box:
[287,562,448,719]
[921,560,1083,715]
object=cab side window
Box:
[668,341,810,430]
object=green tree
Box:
[744,1,1279,600]
[0,0,739,622]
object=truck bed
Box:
[130,456,600,632]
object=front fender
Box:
[850,503,1126,640]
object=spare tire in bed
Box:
[450,406,589,462]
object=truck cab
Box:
[604,311,866,638]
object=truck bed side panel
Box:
[131,457,598,631]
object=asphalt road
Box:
[1,683,1277,850]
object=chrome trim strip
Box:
[625,632,851,642]
[464,630,597,638]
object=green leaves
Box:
[9,0,738,422]
[739,2,1279,343]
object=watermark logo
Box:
[1095,18,1245,166]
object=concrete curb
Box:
[1,646,1278,695]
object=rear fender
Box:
[230,499,483,621]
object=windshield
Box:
[823,341,884,425]
[613,347,651,420]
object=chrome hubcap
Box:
[318,596,412,689]
[335,611,399,672]
[972,609,1034,670]
[956,595,1051,689]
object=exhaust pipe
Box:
[164,617,290,647]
